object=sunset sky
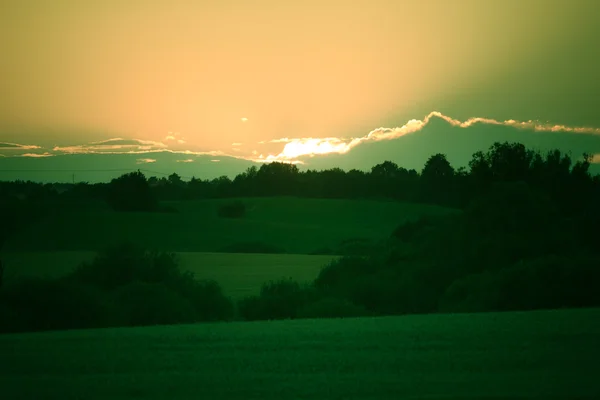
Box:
[1,0,599,180]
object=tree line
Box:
[1,141,598,215]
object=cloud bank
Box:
[3,112,600,165]
[255,112,600,162]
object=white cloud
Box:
[0,142,42,150]
[255,111,600,163]
[54,138,167,154]
[21,152,53,158]
[165,132,186,144]
[136,158,157,164]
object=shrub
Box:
[67,242,234,323]
[111,282,197,327]
[219,242,286,254]
[67,242,182,291]
[174,276,234,322]
[314,256,373,293]
[217,201,246,218]
[309,247,335,255]
[390,215,434,242]
[439,255,600,313]
[0,277,113,333]
[336,238,383,256]
[238,279,315,321]
[297,297,369,319]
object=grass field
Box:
[1,251,337,299]
[0,308,598,399]
[4,197,457,253]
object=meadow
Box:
[4,197,457,254]
[1,251,337,300]
[0,307,599,399]
[2,197,452,298]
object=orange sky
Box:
[1,0,598,159]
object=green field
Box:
[1,308,598,399]
[2,251,337,299]
[4,197,457,253]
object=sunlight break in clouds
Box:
[258,112,600,162]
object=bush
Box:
[67,242,234,323]
[238,279,315,321]
[111,282,197,327]
[217,201,246,218]
[439,255,600,313]
[219,242,286,254]
[0,277,113,333]
[336,238,383,256]
[67,242,182,291]
[390,215,435,242]
[309,247,335,255]
[298,297,369,319]
[314,256,374,293]
[174,276,234,322]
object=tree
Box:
[486,142,535,182]
[256,162,299,196]
[420,153,455,205]
[106,170,158,212]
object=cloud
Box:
[136,158,157,164]
[0,142,42,150]
[21,152,53,158]
[210,159,221,162]
[592,154,600,164]
[256,111,600,162]
[53,138,167,154]
[165,132,186,144]
[4,111,600,166]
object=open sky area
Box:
[1,0,599,181]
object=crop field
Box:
[4,197,457,253]
[1,307,599,399]
[1,251,337,299]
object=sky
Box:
[1,0,600,181]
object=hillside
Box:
[1,308,598,399]
[4,197,458,254]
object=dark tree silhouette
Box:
[106,170,158,212]
[256,162,299,195]
[420,153,455,205]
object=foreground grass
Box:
[4,197,457,253]
[1,308,599,399]
[1,251,337,299]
